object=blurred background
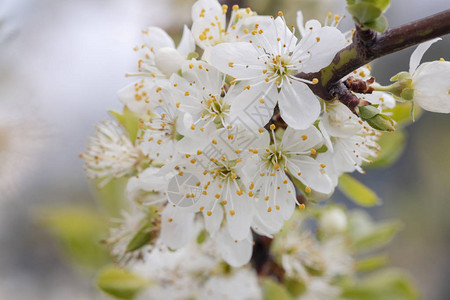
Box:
[0,0,449,299]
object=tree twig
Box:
[296,9,450,107]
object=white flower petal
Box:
[117,79,158,113]
[413,61,450,113]
[216,229,253,267]
[225,193,253,241]
[296,11,306,38]
[210,42,264,79]
[202,204,224,236]
[230,81,278,131]
[143,26,175,50]
[287,156,333,194]
[278,80,321,130]
[409,38,441,74]
[282,125,324,152]
[293,26,346,73]
[161,205,196,249]
[177,25,196,57]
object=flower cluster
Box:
[80,0,394,268]
[81,0,448,274]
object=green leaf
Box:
[342,269,419,300]
[284,277,306,297]
[126,222,153,253]
[364,16,388,33]
[366,130,406,168]
[97,266,149,299]
[263,279,293,300]
[196,230,207,244]
[358,105,395,132]
[356,255,389,272]
[352,221,402,252]
[109,106,141,143]
[338,174,380,207]
[38,207,110,270]
[347,2,382,23]
[95,177,128,217]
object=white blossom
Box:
[210,12,346,130]
[408,38,450,113]
[80,120,141,187]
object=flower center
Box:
[262,144,287,172]
[268,54,295,80]
[202,95,230,126]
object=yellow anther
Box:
[212,139,217,144]
[229,210,235,216]
[185,91,190,96]
[228,62,234,67]
[265,196,269,201]
[312,78,319,84]
[222,200,227,205]
[301,135,308,141]
[305,186,312,193]
[267,207,272,212]
[258,128,264,133]
[278,11,283,17]
[232,4,239,10]
[168,218,173,222]
[320,164,326,168]
[189,63,194,69]
[270,124,276,130]
[207,211,212,216]
[200,206,205,211]
[310,149,317,155]
[316,37,320,42]
[244,85,251,90]
[275,205,280,210]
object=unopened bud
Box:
[357,105,395,132]
[319,208,348,235]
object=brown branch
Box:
[297,9,450,106]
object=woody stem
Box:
[296,9,450,109]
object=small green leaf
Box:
[358,105,380,119]
[109,106,141,143]
[364,16,388,33]
[352,221,402,252]
[38,207,109,270]
[356,255,389,272]
[97,266,149,299]
[95,177,128,217]
[196,230,207,244]
[342,269,419,300]
[284,277,306,297]
[263,279,293,300]
[187,52,199,60]
[366,130,406,168]
[347,2,382,23]
[126,223,153,253]
[338,174,380,207]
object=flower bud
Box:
[357,105,395,132]
[319,208,348,235]
[154,47,185,76]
